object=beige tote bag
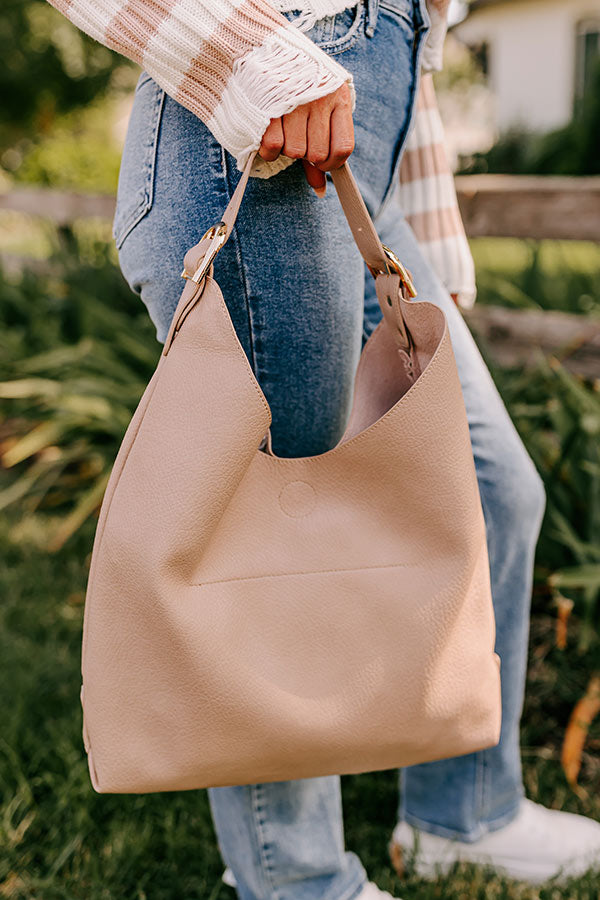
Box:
[80,149,501,793]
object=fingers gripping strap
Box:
[164,150,411,355]
[219,149,394,275]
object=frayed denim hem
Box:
[400,789,525,843]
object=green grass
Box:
[469,239,600,316]
[0,514,598,899]
[0,236,599,898]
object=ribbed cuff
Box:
[206,23,356,178]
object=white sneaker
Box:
[389,798,600,885]
[221,866,237,888]
[354,882,403,900]
[222,868,402,899]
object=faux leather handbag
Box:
[80,148,501,793]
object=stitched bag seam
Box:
[194,561,412,586]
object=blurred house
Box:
[453,0,600,133]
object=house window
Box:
[575,20,600,105]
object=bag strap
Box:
[163,150,416,356]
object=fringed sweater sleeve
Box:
[45,0,356,177]
[398,74,477,309]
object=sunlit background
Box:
[0,1,599,897]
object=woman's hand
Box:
[258,83,354,196]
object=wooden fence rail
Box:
[2,176,600,377]
[464,304,600,380]
[0,188,116,226]
[455,175,600,242]
[2,175,600,239]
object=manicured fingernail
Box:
[314,185,326,198]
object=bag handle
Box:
[163,149,416,356]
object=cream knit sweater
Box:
[45,1,473,303]
[46,0,449,177]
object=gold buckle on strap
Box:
[367,244,417,298]
[181,221,228,284]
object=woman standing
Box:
[45,0,600,895]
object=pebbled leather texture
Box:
[80,151,501,793]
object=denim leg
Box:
[361,180,547,841]
[208,779,367,900]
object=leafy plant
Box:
[0,0,127,156]
[0,240,160,550]
[484,353,600,651]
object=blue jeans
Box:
[112,0,546,896]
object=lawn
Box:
[1,19,598,895]
[470,238,600,316]
[0,513,598,899]
[0,237,599,899]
